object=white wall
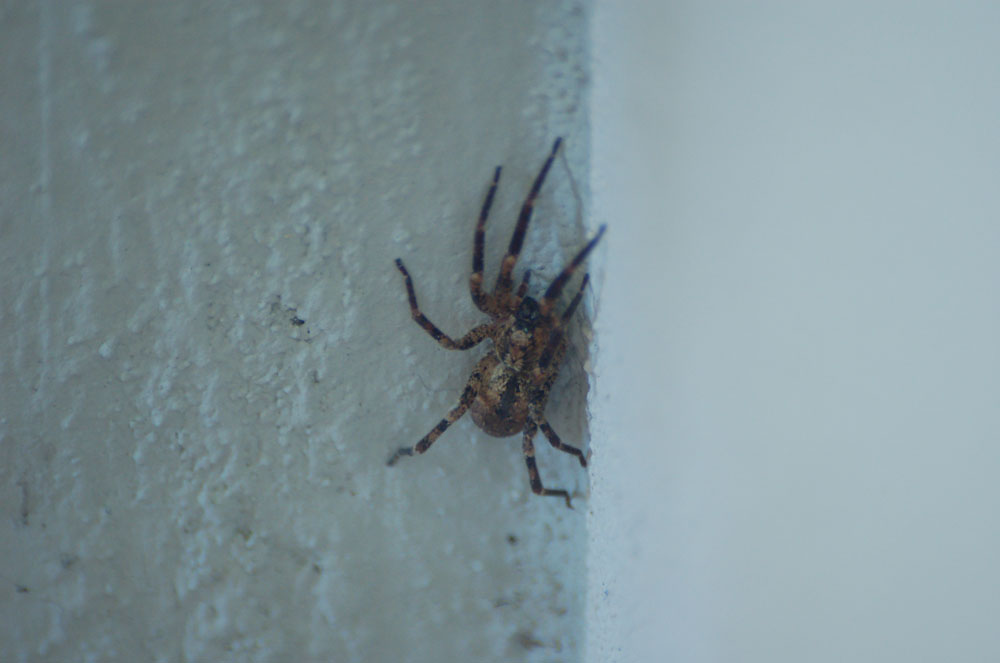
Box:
[589,2,1000,661]
[0,2,593,661]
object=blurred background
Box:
[590,2,1000,662]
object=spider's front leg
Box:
[494,138,562,300]
[395,258,492,350]
[522,422,575,509]
[539,224,605,317]
[470,165,502,314]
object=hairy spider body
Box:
[387,138,605,508]
[468,305,554,436]
[470,357,531,437]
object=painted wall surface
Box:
[0,2,593,661]
[589,2,1000,662]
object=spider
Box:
[387,137,605,508]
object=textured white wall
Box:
[0,2,593,661]
[589,2,1000,661]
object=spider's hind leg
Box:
[534,414,587,468]
[521,422,575,509]
[386,358,486,466]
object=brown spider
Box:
[387,137,605,508]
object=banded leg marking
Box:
[396,258,492,350]
[522,423,574,508]
[387,380,478,466]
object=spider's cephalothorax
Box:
[387,137,605,508]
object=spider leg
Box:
[537,328,566,373]
[561,273,589,322]
[396,258,493,349]
[539,225,606,317]
[536,273,588,370]
[534,414,587,468]
[515,269,532,300]
[494,138,562,300]
[470,166,502,314]
[386,370,481,466]
[522,422,574,508]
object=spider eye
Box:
[515,297,540,330]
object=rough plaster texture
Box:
[1,2,593,661]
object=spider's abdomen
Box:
[469,356,530,437]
